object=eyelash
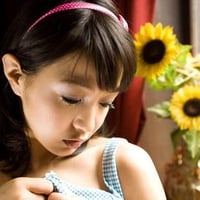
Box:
[61,96,115,109]
[100,102,115,110]
[61,96,82,104]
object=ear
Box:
[2,54,24,96]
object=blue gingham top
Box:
[45,137,126,199]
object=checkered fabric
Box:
[45,137,126,199]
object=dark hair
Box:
[0,0,136,177]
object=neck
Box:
[27,138,88,176]
[27,139,56,176]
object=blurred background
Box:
[140,0,200,183]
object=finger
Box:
[25,178,54,195]
[48,193,66,200]
[48,192,82,200]
[24,192,47,200]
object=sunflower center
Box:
[142,39,166,64]
[183,98,200,117]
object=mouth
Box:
[63,139,84,149]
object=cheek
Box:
[22,92,69,135]
[96,109,110,130]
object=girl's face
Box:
[20,54,118,157]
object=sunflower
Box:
[169,85,200,130]
[134,23,178,79]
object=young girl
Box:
[0,0,166,199]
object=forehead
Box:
[35,52,123,92]
[43,53,97,86]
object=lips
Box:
[63,139,83,149]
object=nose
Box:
[72,105,99,135]
[73,108,97,133]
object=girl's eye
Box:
[61,96,82,105]
[100,102,115,110]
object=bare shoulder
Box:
[115,141,167,200]
[116,140,153,168]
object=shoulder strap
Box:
[102,137,126,198]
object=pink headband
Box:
[26,2,129,33]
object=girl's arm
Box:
[117,142,167,200]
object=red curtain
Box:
[106,0,156,143]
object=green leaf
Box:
[171,128,186,150]
[148,65,181,90]
[176,44,192,65]
[182,130,200,159]
[147,101,170,118]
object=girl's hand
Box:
[0,177,53,200]
[48,192,83,200]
